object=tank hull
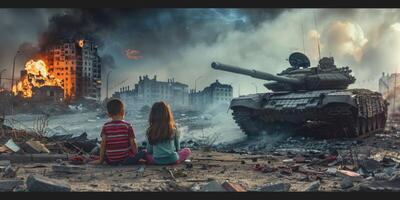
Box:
[230,89,388,138]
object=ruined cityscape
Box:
[1,8,400,193]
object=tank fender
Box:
[230,93,264,110]
[320,92,357,108]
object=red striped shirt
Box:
[101,120,135,164]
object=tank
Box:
[211,52,388,138]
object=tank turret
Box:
[211,52,356,92]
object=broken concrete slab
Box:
[0,154,69,163]
[4,139,20,153]
[23,140,50,154]
[337,170,363,182]
[3,165,18,178]
[0,179,24,192]
[340,178,354,189]
[52,164,86,174]
[200,180,226,192]
[325,167,337,176]
[359,158,381,173]
[26,174,71,192]
[301,181,320,192]
[259,182,291,192]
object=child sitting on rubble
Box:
[144,101,191,165]
[92,99,145,165]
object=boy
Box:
[94,99,144,165]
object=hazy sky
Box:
[1,9,400,99]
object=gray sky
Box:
[1,9,400,99]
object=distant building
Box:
[379,72,400,99]
[44,38,101,101]
[189,80,233,111]
[113,75,189,112]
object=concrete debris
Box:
[221,180,246,192]
[0,179,24,192]
[336,170,363,182]
[300,181,320,192]
[23,140,50,154]
[340,178,354,189]
[52,164,86,174]
[3,165,19,178]
[26,174,71,192]
[4,139,20,153]
[200,180,226,192]
[325,167,337,176]
[259,182,291,192]
[358,158,381,173]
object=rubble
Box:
[0,179,24,192]
[3,165,19,178]
[340,178,354,189]
[200,180,226,192]
[22,140,50,154]
[4,139,21,153]
[221,180,246,192]
[258,182,291,192]
[300,181,320,192]
[52,164,86,174]
[336,170,363,182]
[26,174,71,192]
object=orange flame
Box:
[125,49,143,60]
[79,39,84,48]
[12,59,63,98]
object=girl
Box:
[144,101,191,165]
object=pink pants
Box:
[145,147,191,165]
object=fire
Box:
[79,39,84,48]
[12,59,63,98]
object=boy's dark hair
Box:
[106,99,124,116]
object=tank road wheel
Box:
[367,118,373,132]
[359,118,368,136]
[232,107,269,137]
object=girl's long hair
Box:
[146,101,176,145]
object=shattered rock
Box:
[221,180,246,192]
[301,181,320,192]
[200,180,226,192]
[358,158,381,173]
[340,178,354,189]
[336,170,363,182]
[325,167,337,176]
[22,140,50,154]
[259,182,291,192]
[0,179,24,192]
[26,174,71,192]
[3,165,18,178]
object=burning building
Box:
[44,39,101,101]
[12,59,64,98]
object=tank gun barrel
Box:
[211,62,302,84]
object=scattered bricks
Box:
[301,181,320,192]
[52,164,86,174]
[200,180,226,192]
[26,174,71,192]
[259,182,291,192]
[22,140,50,154]
[0,179,24,192]
[280,168,292,176]
[221,181,246,192]
[336,170,363,182]
[340,178,354,189]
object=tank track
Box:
[231,93,387,138]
